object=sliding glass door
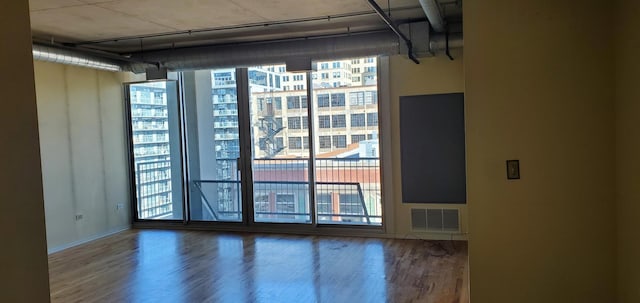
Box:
[182,69,244,222]
[126,81,184,220]
[311,58,382,225]
[248,66,311,223]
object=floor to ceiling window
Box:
[249,65,312,224]
[126,81,184,220]
[311,57,382,225]
[182,69,244,222]
[127,57,383,228]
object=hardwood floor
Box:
[48,230,468,303]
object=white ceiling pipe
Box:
[128,32,402,72]
[418,0,446,32]
[429,33,463,52]
[32,43,127,72]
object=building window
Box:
[332,62,341,68]
[276,194,295,214]
[317,193,332,214]
[319,136,331,148]
[317,94,330,107]
[318,115,331,128]
[333,135,347,148]
[321,73,329,79]
[332,71,341,78]
[351,114,365,127]
[303,136,309,149]
[332,115,346,128]
[288,117,301,129]
[339,194,363,215]
[287,96,300,109]
[350,92,365,106]
[351,134,366,144]
[275,137,284,147]
[365,66,376,73]
[331,93,345,107]
[274,97,282,109]
[302,117,308,129]
[365,91,377,104]
[367,113,378,126]
[283,76,289,81]
[320,63,329,69]
[352,76,361,82]
[288,137,303,149]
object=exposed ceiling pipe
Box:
[364,0,419,64]
[429,33,463,52]
[32,43,128,72]
[127,31,402,72]
[418,0,446,32]
[31,30,462,73]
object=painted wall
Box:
[34,61,132,252]
[615,0,640,301]
[464,1,616,302]
[387,53,467,239]
[0,1,52,302]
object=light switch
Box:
[506,160,520,180]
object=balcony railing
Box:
[214,121,239,128]
[191,157,381,225]
[213,109,238,116]
[214,133,240,140]
[136,158,382,225]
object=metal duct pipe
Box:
[128,32,401,72]
[429,33,463,52]
[418,0,446,32]
[32,43,127,72]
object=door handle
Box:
[236,157,242,171]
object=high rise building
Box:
[129,82,174,219]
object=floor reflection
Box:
[48,230,467,303]
[131,231,185,303]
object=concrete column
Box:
[0,1,51,302]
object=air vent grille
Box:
[411,208,460,232]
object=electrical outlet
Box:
[75,214,83,221]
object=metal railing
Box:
[191,157,381,225]
[135,160,174,219]
[135,157,382,224]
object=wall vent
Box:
[411,208,460,232]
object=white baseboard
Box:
[47,226,131,255]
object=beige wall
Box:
[34,61,132,252]
[465,0,616,302]
[615,0,640,302]
[0,1,52,302]
[387,53,467,239]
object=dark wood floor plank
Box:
[48,230,468,303]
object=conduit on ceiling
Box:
[32,29,462,73]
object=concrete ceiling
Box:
[29,0,461,53]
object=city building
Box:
[129,82,174,219]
